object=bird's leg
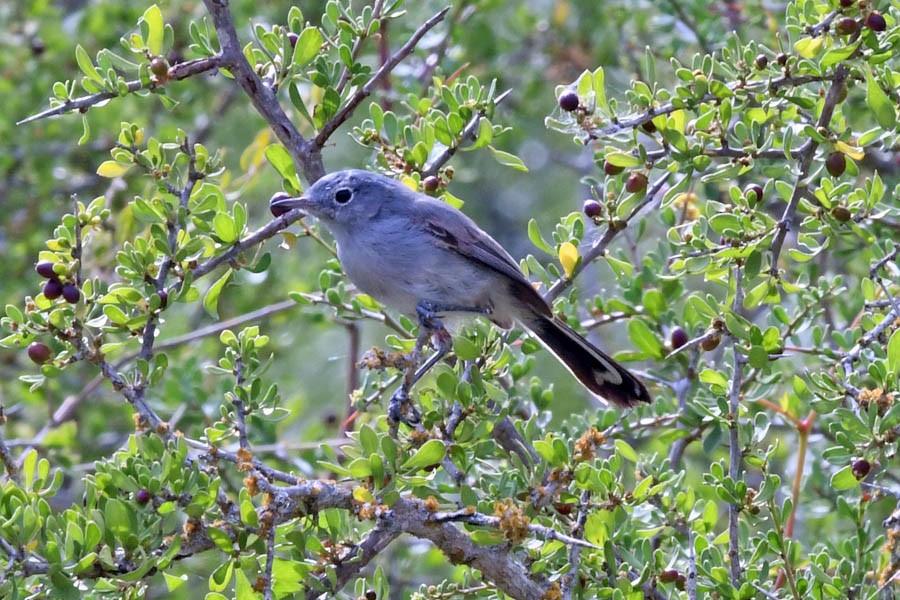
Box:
[388,300,486,426]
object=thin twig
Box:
[16,57,222,125]
[727,266,745,586]
[314,7,451,148]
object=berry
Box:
[864,12,886,32]
[836,17,860,35]
[839,0,853,6]
[135,489,152,505]
[852,459,871,480]
[27,342,52,365]
[269,192,293,217]
[641,120,657,134]
[744,184,764,205]
[831,206,852,222]
[157,290,169,309]
[603,160,624,175]
[150,57,168,78]
[825,152,846,177]
[558,91,580,112]
[625,172,648,194]
[670,327,689,350]
[659,569,681,584]
[775,52,788,66]
[700,333,721,351]
[583,200,602,218]
[365,590,377,600]
[423,175,440,193]
[62,284,80,304]
[43,279,63,300]
[754,54,768,70]
[35,262,58,280]
[287,32,299,47]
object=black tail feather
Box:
[525,315,651,408]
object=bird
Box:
[271,169,650,418]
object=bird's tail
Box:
[525,314,651,408]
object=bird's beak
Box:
[269,194,309,217]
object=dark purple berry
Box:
[287,32,299,48]
[27,342,52,365]
[62,284,79,304]
[135,489,152,505]
[754,54,768,70]
[603,161,624,175]
[671,327,689,350]
[864,12,886,32]
[43,279,63,300]
[625,172,648,193]
[744,184,764,205]
[365,590,377,600]
[839,0,853,6]
[836,17,860,35]
[826,152,846,177]
[558,91,580,112]
[583,200,602,218]
[776,53,788,66]
[852,459,871,480]
[35,262,58,280]
[423,176,440,193]
[641,120,657,134]
[269,192,293,218]
[158,290,169,309]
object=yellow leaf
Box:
[559,242,579,278]
[278,231,298,250]
[835,140,864,161]
[96,161,130,178]
[400,174,418,191]
[794,37,823,59]
[353,486,374,503]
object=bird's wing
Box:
[416,198,552,317]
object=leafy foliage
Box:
[1,0,899,599]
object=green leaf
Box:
[627,319,663,358]
[527,219,554,255]
[830,465,859,490]
[615,439,637,462]
[203,268,233,319]
[292,26,323,68]
[887,328,900,378]
[488,146,528,171]
[264,144,297,181]
[163,573,188,592]
[234,568,260,600]
[75,45,102,83]
[453,336,481,361]
[213,213,238,243]
[866,66,896,131]
[141,5,164,55]
[400,439,445,471]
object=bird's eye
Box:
[335,188,353,204]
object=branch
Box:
[727,265,745,586]
[422,88,512,178]
[202,0,324,182]
[768,64,849,273]
[16,57,222,126]
[313,7,451,148]
[544,172,672,302]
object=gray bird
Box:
[271,170,650,418]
